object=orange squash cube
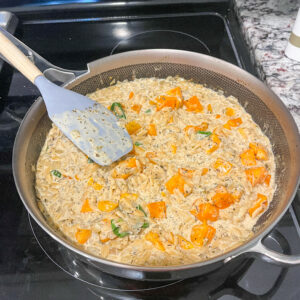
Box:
[145,231,165,251]
[75,229,92,244]
[190,223,216,247]
[213,158,233,176]
[98,201,118,212]
[240,148,256,166]
[81,199,93,213]
[184,96,203,112]
[148,123,157,136]
[131,104,142,113]
[249,143,268,160]
[223,117,242,130]
[165,174,186,195]
[178,235,194,249]
[147,201,166,218]
[212,191,235,209]
[195,203,219,222]
[125,121,141,135]
[249,193,268,217]
[245,167,268,187]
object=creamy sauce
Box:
[35,77,276,266]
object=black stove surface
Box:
[0,2,300,299]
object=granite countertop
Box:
[234,0,300,130]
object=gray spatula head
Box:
[35,76,133,166]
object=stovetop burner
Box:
[1,2,300,299]
[111,29,210,55]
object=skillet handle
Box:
[225,228,300,266]
[246,239,300,266]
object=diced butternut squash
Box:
[87,177,94,186]
[191,203,219,222]
[264,174,271,186]
[240,148,256,166]
[145,231,165,251]
[166,87,183,100]
[216,114,221,119]
[129,91,134,99]
[81,199,93,213]
[100,237,111,243]
[201,168,209,176]
[245,167,268,187]
[171,144,177,154]
[147,201,166,218]
[75,174,80,181]
[207,104,213,113]
[75,229,92,244]
[178,168,195,178]
[190,222,216,247]
[249,193,268,217]
[249,143,268,160]
[223,117,242,130]
[148,124,157,136]
[126,121,141,135]
[87,178,103,190]
[213,158,232,176]
[198,203,219,222]
[93,183,103,190]
[126,157,137,168]
[165,174,186,195]
[212,191,235,209]
[184,96,203,112]
[207,133,221,154]
[156,96,182,111]
[225,107,235,116]
[178,235,194,249]
[131,104,142,113]
[98,201,118,212]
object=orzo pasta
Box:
[35,77,275,266]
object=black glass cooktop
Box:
[0,2,300,299]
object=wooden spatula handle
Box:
[0,30,43,83]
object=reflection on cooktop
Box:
[111,30,210,55]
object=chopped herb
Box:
[110,102,126,119]
[51,169,62,178]
[145,109,151,113]
[111,219,129,238]
[197,131,212,136]
[87,157,94,163]
[134,141,143,146]
[141,222,149,229]
[137,205,147,217]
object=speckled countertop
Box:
[234,0,300,130]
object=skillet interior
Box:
[13,53,300,280]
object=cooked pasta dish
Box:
[35,77,275,266]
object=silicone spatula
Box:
[0,29,132,166]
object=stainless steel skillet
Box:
[7,28,300,281]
